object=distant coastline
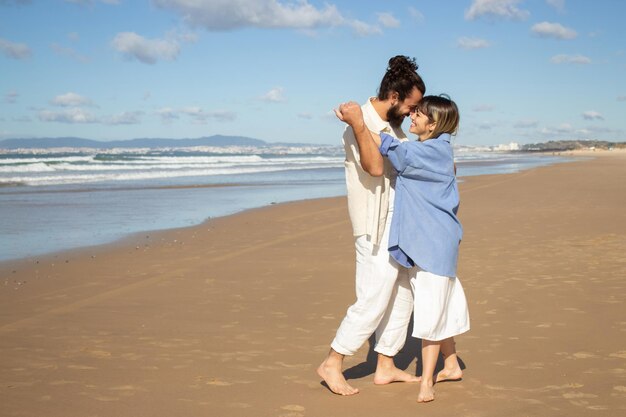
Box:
[519,139,626,152]
[0,135,331,151]
[2,135,624,154]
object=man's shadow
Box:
[342,318,466,380]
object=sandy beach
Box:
[1,152,625,416]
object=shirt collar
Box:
[363,97,393,134]
[437,133,451,143]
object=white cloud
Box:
[156,107,179,123]
[539,123,572,135]
[5,90,18,104]
[535,122,610,140]
[457,37,491,50]
[531,22,577,39]
[537,123,603,138]
[154,0,385,37]
[617,96,626,102]
[51,92,94,107]
[473,104,494,112]
[165,28,199,43]
[465,0,529,21]
[350,20,382,36]
[0,38,31,59]
[408,7,424,22]
[550,54,591,65]
[514,119,539,128]
[153,0,344,31]
[38,108,99,124]
[546,0,565,12]
[260,87,286,103]
[112,32,180,64]
[377,12,400,29]
[582,111,604,121]
[50,43,90,63]
[156,107,236,124]
[105,111,144,125]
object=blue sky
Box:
[1,0,625,146]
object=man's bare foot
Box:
[435,365,463,383]
[417,381,435,403]
[317,360,359,396]
[373,366,421,385]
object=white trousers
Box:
[411,269,470,342]
[331,212,413,357]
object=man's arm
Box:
[335,102,384,177]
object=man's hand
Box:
[334,102,366,133]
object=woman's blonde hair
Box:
[416,94,459,139]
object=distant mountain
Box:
[0,135,270,149]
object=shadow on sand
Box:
[342,318,466,381]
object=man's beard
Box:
[386,104,405,128]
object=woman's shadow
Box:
[342,318,466,381]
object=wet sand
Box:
[1,153,625,416]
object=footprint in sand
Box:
[121,353,144,361]
[67,364,97,370]
[563,392,598,399]
[275,361,311,370]
[206,378,233,386]
[109,385,147,394]
[49,380,79,386]
[586,405,608,410]
[80,393,119,402]
[227,402,252,409]
[515,362,544,370]
[613,386,626,395]
[609,351,626,359]
[571,352,597,359]
[282,405,305,411]
[83,349,112,358]
[280,405,305,417]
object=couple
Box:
[317,55,470,403]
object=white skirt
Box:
[411,268,470,341]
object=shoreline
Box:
[1,152,625,416]
[0,152,584,264]
[0,194,343,269]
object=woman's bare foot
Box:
[373,366,421,385]
[317,359,359,396]
[435,365,463,383]
[417,380,435,403]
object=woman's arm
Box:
[335,102,384,177]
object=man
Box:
[317,56,426,395]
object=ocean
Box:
[0,145,572,262]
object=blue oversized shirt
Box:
[379,132,463,277]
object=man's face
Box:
[387,87,424,128]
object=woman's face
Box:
[409,110,435,141]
